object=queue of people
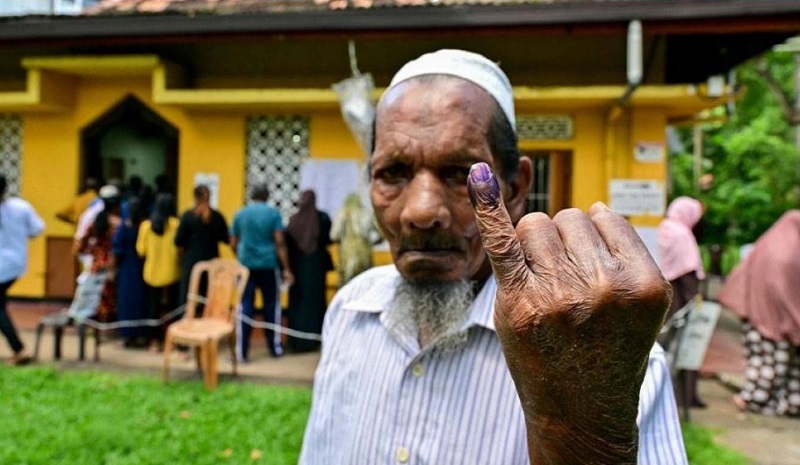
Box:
[48,175,342,359]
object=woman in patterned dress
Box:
[78,187,123,322]
[718,210,800,416]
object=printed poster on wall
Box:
[634,141,665,163]
[194,172,220,209]
[609,179,665,216]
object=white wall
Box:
[0,0,98,16]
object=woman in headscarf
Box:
[657,196,706,408]
[330,193,376,286]
[112,196,148,347]
[719,210,800,416]
[285,190,333,351]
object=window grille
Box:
[526,155,550,214]
[516,115,573,140]
[0,115,22,196]
[245,116,309,223]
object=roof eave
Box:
[2,2,800,43]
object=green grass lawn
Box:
[683,423,751,465]
[0,366,311,465]
[1,366,750,465]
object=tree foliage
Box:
[669,50,800,247]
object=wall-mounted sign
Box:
[609,179,665,216]
[194,172,220,209]
[634,141,665,163]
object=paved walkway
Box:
[692,308,800,465]
[3,299,799,464]
[1,300,319,385]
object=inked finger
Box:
[467,162,529,289]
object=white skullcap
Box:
[387,49,516,130]
[99,185,120,198]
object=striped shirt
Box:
[300,265,687,465]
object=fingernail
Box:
[467,162,500,207]
[470,162,492,183]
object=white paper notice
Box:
[634,141,665,163]
[609,179,665,216]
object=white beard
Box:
[392,279,474,352]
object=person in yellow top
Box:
[56,177,99,225]
[136,193,181,351]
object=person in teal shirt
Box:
[230,184,293,360]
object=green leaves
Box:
[670,50,800,249]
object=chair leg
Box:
[204,341,219,391]
[78,324,86,362]
[229,334,237,377]
[93,327,101,362]
[195,347,204,374]
[33,322,45,361]
[54,326,63,360]
[162,333,173,384]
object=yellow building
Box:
[1,0,799,298]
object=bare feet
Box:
[732,394,747,412]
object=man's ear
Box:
[504,156,532,224]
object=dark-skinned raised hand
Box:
[467,162,671,465]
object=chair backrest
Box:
[184,259,249,321]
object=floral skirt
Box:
[739,323,800,416]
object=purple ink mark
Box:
[467,162,501,207]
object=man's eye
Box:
[442,167,471,186]
[376,165,410,184]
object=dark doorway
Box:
[81,95,178,195]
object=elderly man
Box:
[300,50,685,465]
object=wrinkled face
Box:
[371,77,517,282]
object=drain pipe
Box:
[606,20,643,184]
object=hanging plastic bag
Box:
[332,73,375,157]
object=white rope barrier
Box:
[236,313,322,342]
[76,292,322,341]
[78,306,186,331]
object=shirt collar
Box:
[342,270,497,332]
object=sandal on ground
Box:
[732,395,747,412]
[10,351,32,366]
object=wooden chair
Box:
[162,259,249,391]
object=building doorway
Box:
[81,95,178,196]
[524,150,572,216]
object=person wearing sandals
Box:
[657,196,708,408]
[0,174,44,365]
[719,210,800,416]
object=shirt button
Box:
[396,446,410,463]
[411,363,424,378]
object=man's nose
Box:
[400,171,451,230]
